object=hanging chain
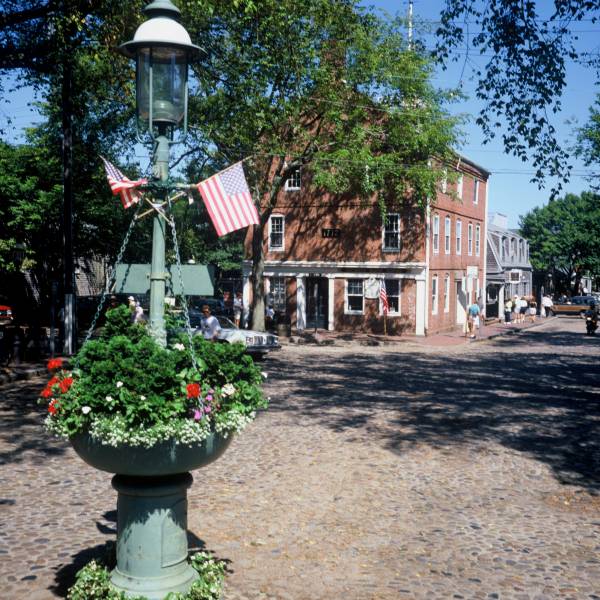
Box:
[167,196,199,372]
[76,204,142,362]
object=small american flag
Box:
[100,156,146,209]
[380,279,389,315]
[197,161,259,237]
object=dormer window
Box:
[285,168,301,191]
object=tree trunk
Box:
[250,221,266,331]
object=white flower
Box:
[140,395,146,401]
[222,383,236,397]
[261,371,268,379]
[81,406,91,414]
[116,381,123,388]
[105,395,114,402]
[173,343,185,351]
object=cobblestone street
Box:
[1,317,599,599]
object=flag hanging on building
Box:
[100,156,146,209]
[380,279,389,315]
[197,161,259,237]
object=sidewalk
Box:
[284,316,555,349]
[0,359,49,386]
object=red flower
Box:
[48,399,59,415]
[41,387,53,399]
[47,358,63,371]
[48,376,59,387]
[186,383,201,399]
[59,377,73,393]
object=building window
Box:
[457,173,463,199]
[475,224,481,256]
[510,238,516,259]
[445,216,451,254]
[468,223,473,256]
[518,239,523,261]
[383,213,401,251]
[432,275,439,315]
[270,277,287,312]
[432,214,440,253]
[473,179,479,204]
[268,215,284,251]
[285,168,301,191]
[346,279,364,314]
[456,219,462,255]
[441,169,448,194]
[382,279,400,315]
[444,274,450,313]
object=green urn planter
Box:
[70,433,233,599]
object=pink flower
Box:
[205,394,213,402]
[204,406,212,414]
[193,409,203,421]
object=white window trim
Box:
[457,173,463,199]
[432,214,440,254]
[468,223,473,256]
[475,224,481,257]
[382,213,401,252]
[473,179,479,204]
[441,169,448,194]
[432,275,439,315]
[444,216,451,254]
[379,279,401,316]
[284,168,301,191]
[444,274,450,313]
[268,214,285,252]
[456,220,462,255]
[345,279,364,315]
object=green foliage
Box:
[67,551,225,600]
[42,307,266,446]
[519,191,600,292]
[577,94,600,183]
[435,1,600,195]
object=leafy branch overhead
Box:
[435,0,600,195]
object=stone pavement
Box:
[1,317,599,599]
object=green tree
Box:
[183,0,461,330]
[435,0,600,195]
[520,192,600,294]
[577,95,600,184]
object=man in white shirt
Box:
[200,305,222,341]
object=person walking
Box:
[541,294,553,317]
[200,304,222,341]
[467,300,481,339]
[528,298,537,323]
[504,297,513,324]
[233,291,243,328]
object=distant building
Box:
[485,213,533,318]
[243,154,490,336]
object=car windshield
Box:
[216,316,236,329]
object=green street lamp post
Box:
[119,0,201,346]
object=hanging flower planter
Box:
[40,307,267,599]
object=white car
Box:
[187,311,280,358]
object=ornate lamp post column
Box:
[119,0,200,346]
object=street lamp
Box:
[118,0,201,345]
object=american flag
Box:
[380,279,389,315]
[100,156,146,209]
[197,161,260,237]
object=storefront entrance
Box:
[306,277,328,330]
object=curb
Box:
[0,365,47,387]
[473,316,558,343]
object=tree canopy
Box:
[435,0,600,195]
[519,191,600,293]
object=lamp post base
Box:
[110,473,198,600]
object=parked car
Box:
[0,304,13,326]
[191,297,232,318]
[178,310,280,358]
[548,295,597,317]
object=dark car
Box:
[0,304,13,326]
[191,298,232,318]
[548,295,597,317]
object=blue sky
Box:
[1,0,597,228]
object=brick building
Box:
[243,156,489,336]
